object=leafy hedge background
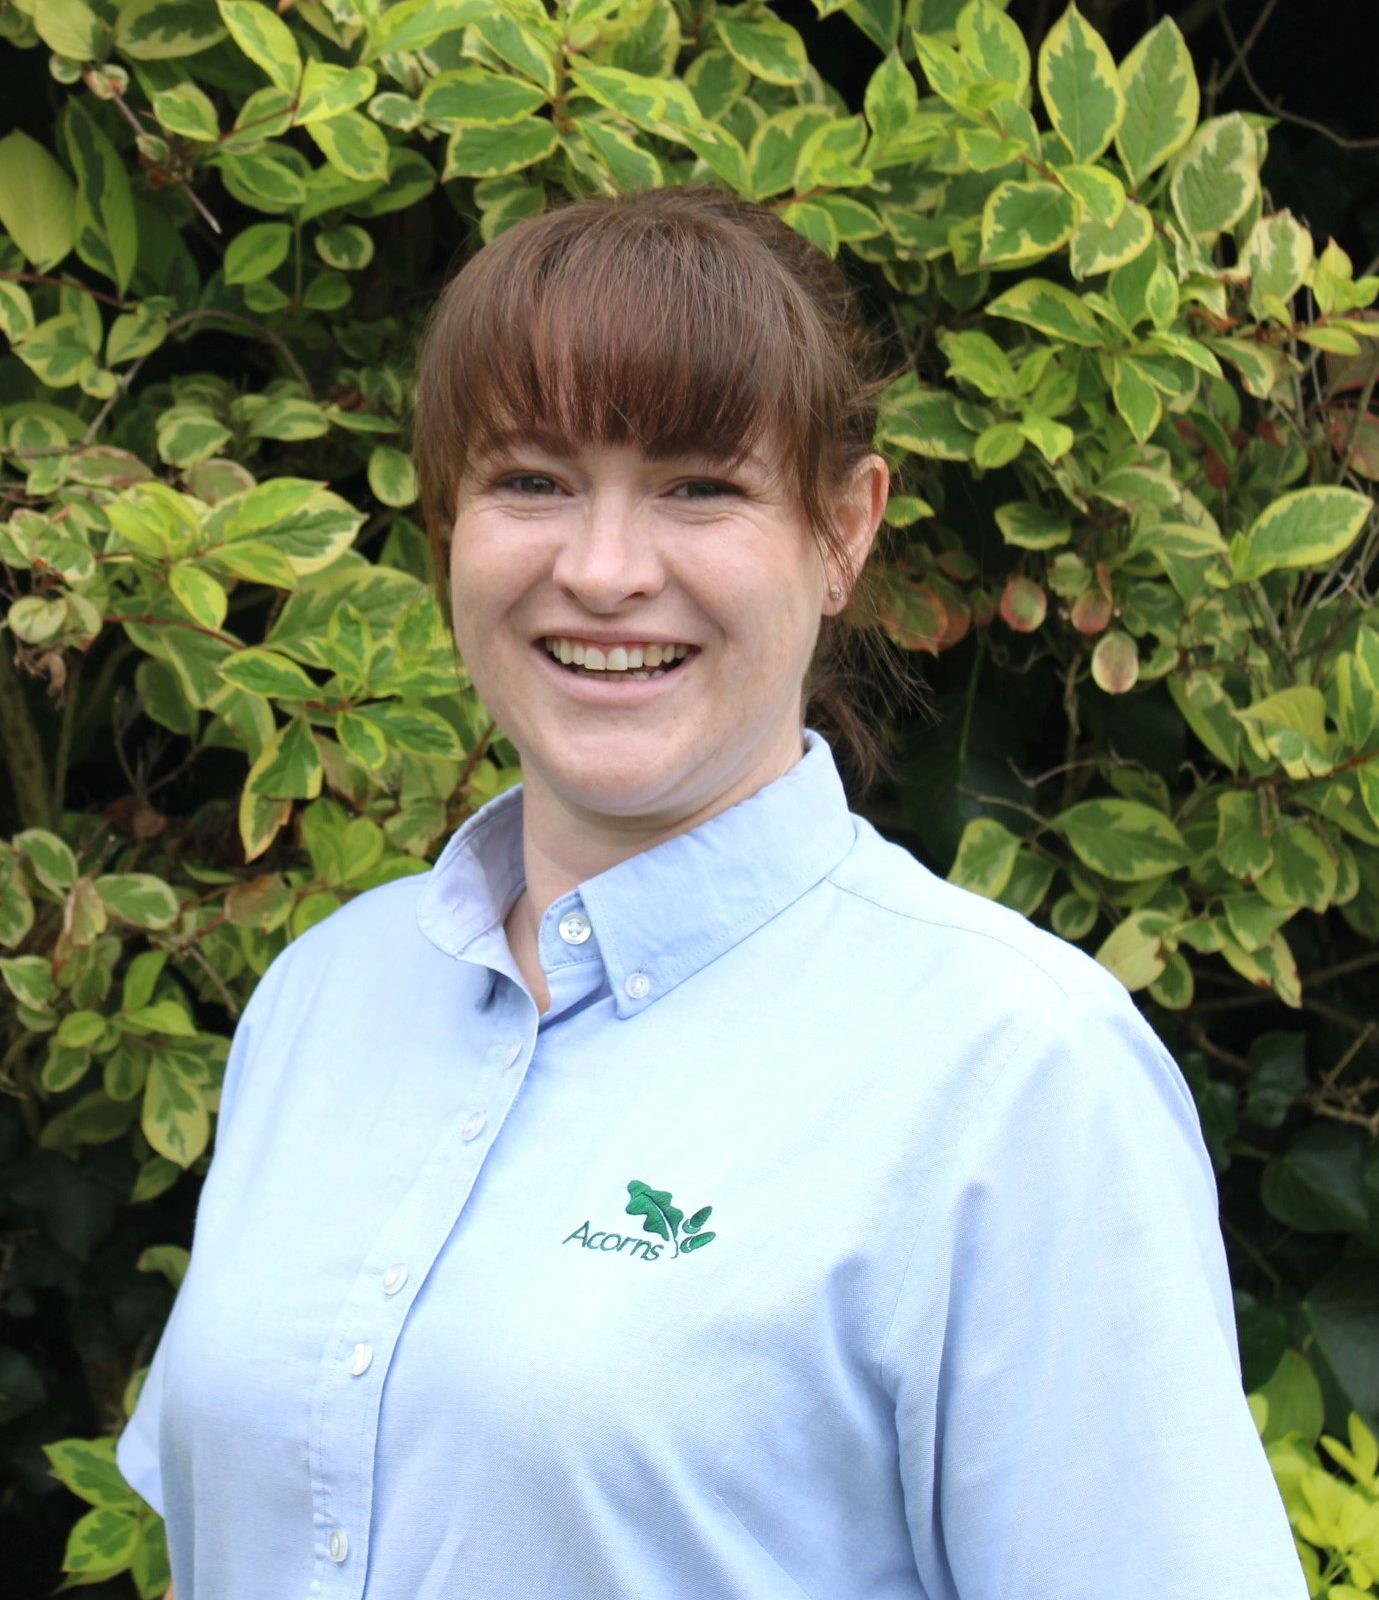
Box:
[2,0,1379,1592]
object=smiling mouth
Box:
[543,637,693,680]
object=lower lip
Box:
[534,645,695,703]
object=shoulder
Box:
[823,815,1121,1010]
[248,868,438,1011]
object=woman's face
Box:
[448,435,884,836]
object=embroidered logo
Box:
[562,1179,716,1262]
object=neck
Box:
[504,732,807,1008]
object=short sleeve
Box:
[115,959,278,1513]
[883,985,1306,1600]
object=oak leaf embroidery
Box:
[625,1180,716,1257]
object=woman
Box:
[120,187,1305,1598]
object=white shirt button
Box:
[328,1528,348,1563]
[502,1040,522,1070]
[625,973,651,1000]
[348,1342,373,1376]
[382,1263,407,1295]
[558,912,592,945]
[461,1110,487,1141]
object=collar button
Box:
[625,973,651,1001]
[558,912,592,945]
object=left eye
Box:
[670,480,737,499]
[500,473,560,495]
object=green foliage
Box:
[1,0,1376,1586]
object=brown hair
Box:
[411,186,892,784]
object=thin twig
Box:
[0,270,131,309]
[1216,1,1379,150]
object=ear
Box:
[823,453,889,614]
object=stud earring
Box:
[828,584,844,601]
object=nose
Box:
[550,492,666,613]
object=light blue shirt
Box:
[119,733,1304,1599]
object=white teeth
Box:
[543,637,690,676]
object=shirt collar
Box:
[416,731,856,1017]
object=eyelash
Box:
[493,474,740,500]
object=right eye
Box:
[497,473,561,496]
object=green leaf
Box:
[14,313,97,388]
[957,1,1029,88]
[217,0,301,91]
[137,1242,191,1287]
[15,828,78,892]
[713,10,809,86]
[61,100,135,296]
[1037,3,1124,163]
[947,817,1021,898]
[246,397,330,442]
[995,501,1070,549]
[366,0,487,57]
[152,83,220,141]
[1255,1348,1324,1446]
[224,220,292,284]
[986,277,1103,345]
[306,111,391,183]
[1242,212,1314,317]
[315,224,374,271]
[1,954,56,1010]
[33,0,106,58]
[1234,487,1372,581]
[1051,891,1097,939]
[1090,629,1139,693]
[215,148,307,209]
[1235,686,1331,780]
[124,998,198,1038]
[471,8,560,96]
[1245,1032,1306,1129]
[1114,16,1198,183]
[351,703,465,759]
[368,445,419,508]
[1111,355,1162,443]
[96,874,180,930]
[1095,910,1167,990]
[864,50,919,145]
[156,407,233,469]
[685,49,750,121]
[1069,197,1152,279]
[169,562,228,631]
[1057,798,1188,880]
[121,949,170,1015]
[1256,823,1338,912]
[63,1506,139,1575]
[0,131,77,272]
[572,118,662,191]
[117,0,228,59]
[58,1010,107,1048]
[44,1437,139,1511]
[625,1179,683,1243]
[1170,113,1259,239]
[142,1053,210,1167]
[980,180,1077,265]
[296,62,377,125]
[421,65,549,125]
[1263,1126,1371,1233]
[940,330,1015,398]
[443,117,558,179]
[250,716,324,799]
[218,648,316,698]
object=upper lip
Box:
[535,629,695,646]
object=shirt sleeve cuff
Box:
[116,1418,164,1517]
